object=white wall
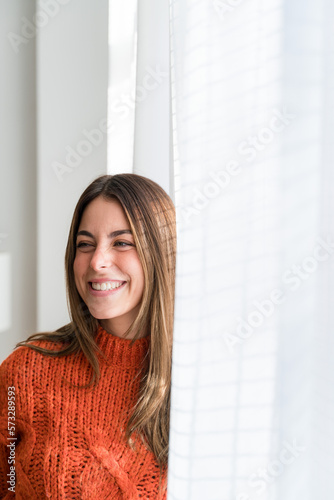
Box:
[0,0,109,361]
[37,0,109,331]
[0,0,37,361]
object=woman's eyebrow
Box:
[76,229,132,239]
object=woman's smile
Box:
[88,280,127,295]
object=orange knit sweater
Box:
[0,325,167,499]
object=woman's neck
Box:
[98,318,148,339]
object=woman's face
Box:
[73,196,145,338]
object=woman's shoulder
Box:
[0,332,70,384]
[0,335,74,423]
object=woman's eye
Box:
[114,241,133,247]
[76,241,133,249]
[76,242,92,248]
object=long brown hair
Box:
[16,174,176,466]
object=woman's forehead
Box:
[79,197,130,230]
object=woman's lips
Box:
[88,281,126,296]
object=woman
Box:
[0,173,176,499]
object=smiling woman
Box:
[73,197,146,338]
[0,174,176,499]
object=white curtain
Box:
[167,0,334,499]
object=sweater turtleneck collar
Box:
[94,324,150,369]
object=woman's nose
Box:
[89,247,113,270]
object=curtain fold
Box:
[168,1,334,499]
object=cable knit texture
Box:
[0,325,167,499]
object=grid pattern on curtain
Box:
[167,1,334,499]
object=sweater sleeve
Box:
[0,353,19,499]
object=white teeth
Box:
[91,281,124,291]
